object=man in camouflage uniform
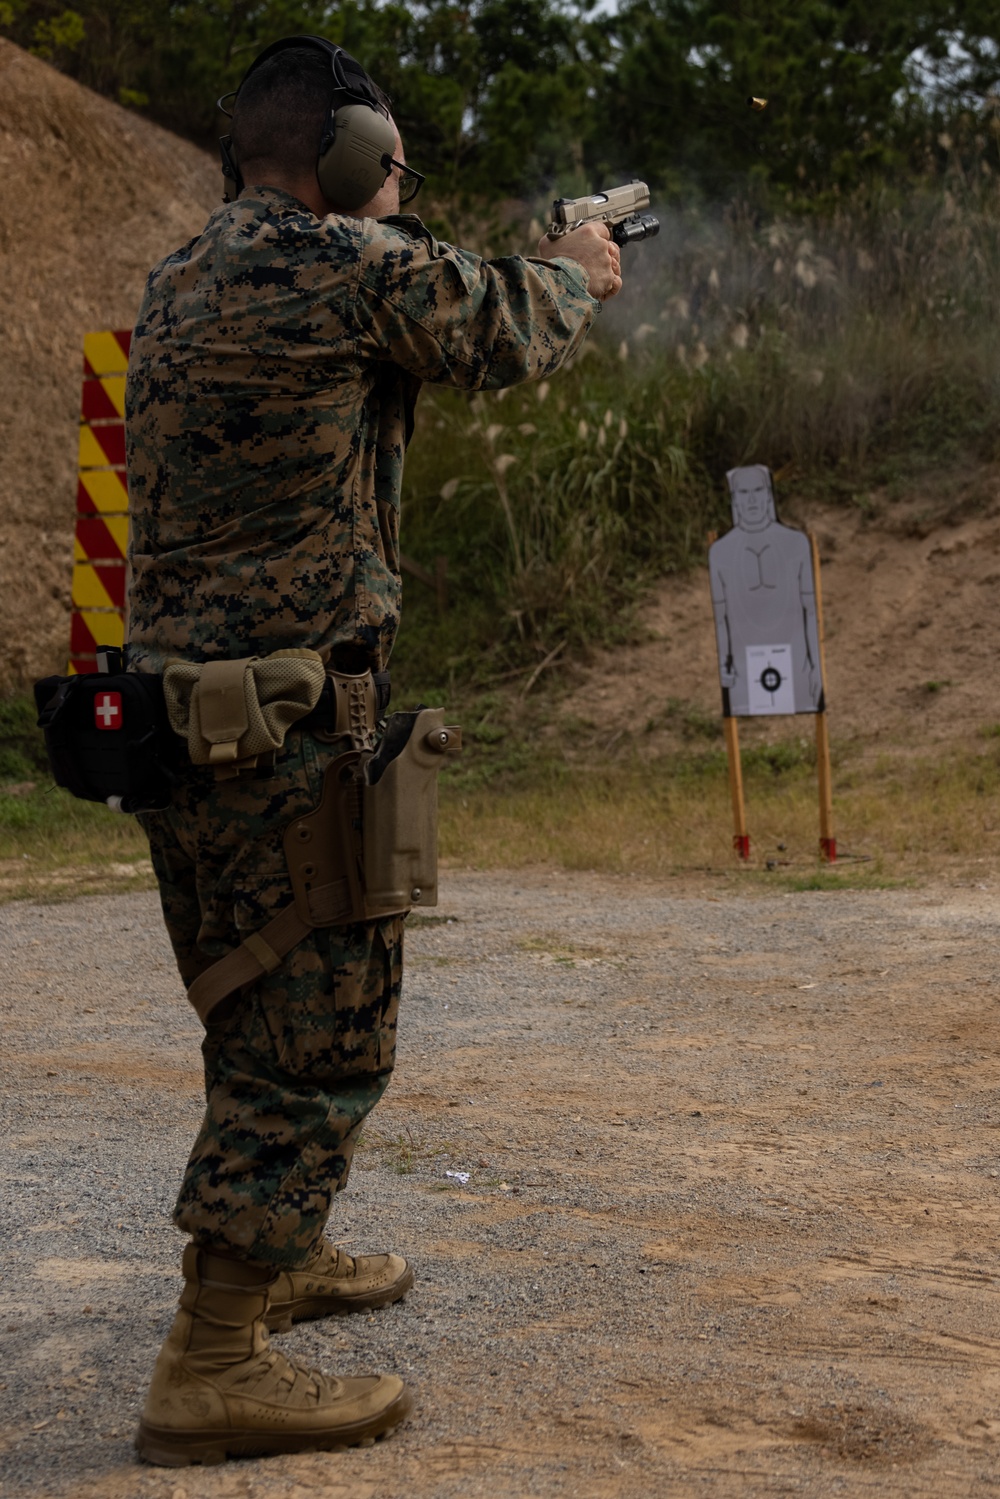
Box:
[125,36,621,1465]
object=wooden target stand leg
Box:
[810,531,836,864]
[724,715,750,860]
[725,709,835,865]
[816,711,836,863]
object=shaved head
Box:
[230,47,334,181]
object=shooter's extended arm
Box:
[548,181,659,247]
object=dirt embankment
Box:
[0,40,217,695]
[556,486,1000,758]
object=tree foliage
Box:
[3,0,1000,207]
[595,0,999,198]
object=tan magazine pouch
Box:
[163,650,326,775]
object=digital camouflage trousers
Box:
[138,729,403,1270]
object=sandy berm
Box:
[4,866,1000,1498]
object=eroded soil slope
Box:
[557,487,1000,757]
[0,40,217,694]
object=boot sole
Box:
[265,1264,415,1333]
[135,1386,411,1467]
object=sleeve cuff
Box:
[545,255,601,310]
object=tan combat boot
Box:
[267,1238,414,1332]
[135,1244,410,1466]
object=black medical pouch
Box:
[33,655,181,812]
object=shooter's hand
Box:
[537,221,623,302]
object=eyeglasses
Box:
[383,155,425,206]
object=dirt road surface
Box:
[3,868,1000,1498]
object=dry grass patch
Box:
[5,735,1000,904]
[0,779,153,902]
[440,740,1000,889]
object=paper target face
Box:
[708,485,824,717]
[746,644,795,715]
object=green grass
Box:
[0,694,50,781]
[0,699,152,900]
[437,721,1000,890]
[0,788,152,901]
[776,870,895,893]
[8,683,1000,901]
[356,1124,453,1176]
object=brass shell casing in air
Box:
[747,96,768,112]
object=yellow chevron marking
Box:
[99,375,126,417]
[79,470,129,514]
[72,564,115,610]
[103,514,129,553]
[78,425,113,468]
[77,609,126,647]
[84,331,129,376]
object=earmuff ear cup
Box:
[317,103,395,210]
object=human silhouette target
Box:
[709,466,824,717]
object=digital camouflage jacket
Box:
[125,187,599,673]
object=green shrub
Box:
[0,696,49,781]
[392,172,1000,699]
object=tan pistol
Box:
[547,180,659,247]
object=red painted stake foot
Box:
[733,834,751,861]
[820,837,837,864]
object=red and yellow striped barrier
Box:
[71,329,131,673]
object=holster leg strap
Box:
[186,903,313,1027]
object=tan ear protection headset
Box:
[218,34,396,210]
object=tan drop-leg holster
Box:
[184,682,460,1028]
[284,710,460,928]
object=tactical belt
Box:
[36,645,445,1032]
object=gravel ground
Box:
[3,868,1000,1498]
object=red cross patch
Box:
[93,691,123,731]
